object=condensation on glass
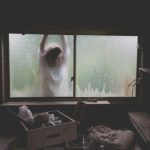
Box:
[9,34,74,97]
[9,34,138,98]
[76,35,137,97]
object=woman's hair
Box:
[45,47,62,63]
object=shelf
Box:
[139,68,150,74]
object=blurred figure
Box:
[39,34,69,96]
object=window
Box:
[76,35,138,97]
[2,31,140,102]
[9,34,74,97]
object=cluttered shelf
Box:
[0,103,144,150]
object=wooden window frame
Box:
[0,27,142,105]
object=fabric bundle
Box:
[87,125,135,150]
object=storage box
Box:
[20,110,77,150]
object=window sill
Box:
[1,101,109,106]
[0,100,136,106]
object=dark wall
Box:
[0,1,150,32]
[140,35,150,104]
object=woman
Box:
[39,34,69,96]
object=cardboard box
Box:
[20,110,77,150]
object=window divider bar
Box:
[73,35,76,100]
[3,34,10,102]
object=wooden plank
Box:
[128,112,150,145]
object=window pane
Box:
[9,34,73,97]
[76,35,137,97]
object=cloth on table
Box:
[87,125,135,150]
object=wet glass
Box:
[9,34,73,97]
[76,35,138,97]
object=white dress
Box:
[39,50,68,97]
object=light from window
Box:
[9,34,138,98]
[9,34,73,97]
[76,35,137,97]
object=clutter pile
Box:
[87,125,135,150]
[17,105,77,150]
[18,105,62,128]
